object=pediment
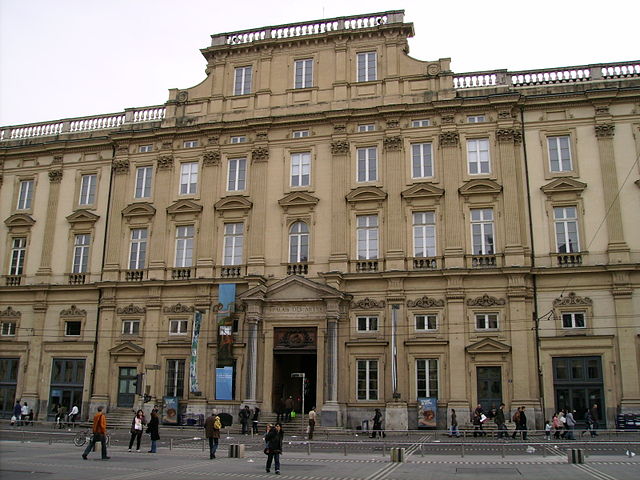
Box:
[214,195,253,215]
[401,183,444,202]
[66,209,100,226]
[541,178,587,197]
[4,213,35,232]
[122,202,156,219]
[466,338,511,355]
[167,199,203,218]
[239,275,349,303]
[109,341,145,356]
[459,179,502,197]
[346,186,387,206]
[278,192,320,212]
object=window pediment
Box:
[66,209,100,227]
[466,337,511,355]
[459,179,502,198]
[167,199,203,220]
[214,195,253,217]
[109,341,145,356]
[541,178,587,200]
[278,192,320,213]
[346,186,387,207]
[122,202,156,222]
[5,213,35,233]
[401,183,444,205]
[552,291,592,307]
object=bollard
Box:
[170,438,173,450]
[382,442,386,457]
[420,443,424,457]
[343,443,347,456]
[229,444,245,458]
[307,442,311,455]
[390,447,405,462]
[568,448,584,464]
[461,441,465,458]
[202,439,206,451]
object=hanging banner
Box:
[417,397,437,428]
[216,284,236,365]
[189,310,203,393]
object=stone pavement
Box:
[1,439,639,480]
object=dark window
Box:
[65,321,81,336]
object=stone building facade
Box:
[1,11,639,429]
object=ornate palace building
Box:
[1,11,639,429]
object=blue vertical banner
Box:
[189,310,203,393]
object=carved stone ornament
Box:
[115,145,129,155]
[163,303,195,314]
[427,63,441,76]
[48,169,63,183]
[439,131,459,147]
[552,291,593,307]
[112,159,130,174]
[116,304,147,315]
[176,90,189,103]
[256,131,268,140]
[0,306,21,318]
[279,329,314,348]
[52,155,63,164]
[60,305,87,317]
[251,146,270,162]
[595,105,609,116]
[441,114,455,124]
[386,119,399,129]
[595,124,615,138]
[203,151,221,166]
[383,136,403,151]
[333,124,346,133]
[161,141,173,150]
[496,128,523,144]
[466,294,506,307]
[407,296,445,308]
[498,111,512,119]
[156,155,174,170]
[350,297,386,309]
[207,136,219,145]
[331,140,350,155]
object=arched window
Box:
[289,222,309,263]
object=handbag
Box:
[264,448,270,455]
[291,411,296,419]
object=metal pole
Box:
[301,373,305,437]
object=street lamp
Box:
[291,372,305,434]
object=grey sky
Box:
[1,0,638,126]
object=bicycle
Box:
[73,429,111,447]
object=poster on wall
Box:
[417,397,437,428]
[215,366,234,401]
[163,396,179,425]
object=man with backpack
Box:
[204,411,222,459]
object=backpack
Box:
[214,416,222,430]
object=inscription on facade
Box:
[265,305,325,314]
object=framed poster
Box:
[163,396,179,424]
[417,397,437,428]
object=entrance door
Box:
[272,353,316,414]
[118,367,137,408]
[477,366,502,411]
[553,356,605,425]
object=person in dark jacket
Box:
[494,403,507,439]
[128,409,146,452]
[473,404,486,437]
[204,411,222,458]
[147,409,160,453]
[371,408,385,438]
[239,405,251,434]
[265,423,284,474]
[252,406,260,434]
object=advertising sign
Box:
[163,396,179,425]
[417,397,437,428]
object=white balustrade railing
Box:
[600,62,640,78]
[511,67,591,87]
[453,72,503,89]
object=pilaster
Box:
[329,132,349,272]
[445,274,467,403]
[36,164,63,278]
[103,151,130,280]
[383,132,404,269]
[197,146,221,277]
[439,131,464,267]
[246,139,268,275]
[147,154,173,278]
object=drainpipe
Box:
[520,106,545,424]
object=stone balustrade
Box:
[212,10,403,46]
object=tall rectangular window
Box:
[135,166,153,198]
[288,222,309,263]
[129,228,147,269]
[72,234,90,273]
[17,180,34,210]
[223,223,244,265]
[180,162,198,195]
[357,215,378,260]
[234,66,252,95]
[357,147,377,182]
[165,359,185,398]
[9,237,26,275]
[357,359,378,400]
[291,152,311,187]
[467,138,490,174]
[357,52,377,82]
[78,174,97,205]
[412,143,433,178]
[548,136,572,172]
[416,359,439,398]
[294,58,313,88]
[471,208,494,255]
[175,225,194,267]
[554,206,580,253]
[227,158,247,191]
[413,212,436,257]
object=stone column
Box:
[21,301,46,416]
[383,134,404,269]
[36,163,63,278]
[322,315,341,426]
[439,131,464,268]
[496,129,526,265]
[329,136,349,272]
[103,153,130,281]
[246,144,268,275]
[147,155,173,279]
[244,317,259,402]
[595,124,629,263]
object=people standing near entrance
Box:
[21,402,29,426]
[552,413,561,439]
[371,408,385,438]
[582,404,599,436]
[69,404,79,426]
[284,396,294,422]
[204,411,222,459]
[128,410,146,452]
[252,406,261,434]
[558,409,567,438]
[473,404,486,437]
[494,403,507,439]
[239,405,251,434]
[265,423,284,474]
[449,408,459,437]
[147,408,160,453]
[82,406,109,460]
[565,409,576,440]
[308,407,317,440]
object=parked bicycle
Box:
[73,429,111,447]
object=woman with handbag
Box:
[128,410,146,452]
[147,409,160,453]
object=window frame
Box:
[470,208,495,255]
[412,119,431,128]
[135,165,153,199]
[357,124,375,132]
[356,316,379,332]
[78,174,97,206]
[223,222,244,266]
[356,147,377,183]
[128,228,148,270]
[561,312,586,329]
[290,152,311,188]
[415,314,438,331]
[9,237,27,275]
[183,140,199,149]
[294,58,313,89]
[475,313,499,331]
[356,214,379,260]
[547,135,573,173]
[230,136,247,144]
[412,211,436,258]
[122,319,140,335]
[16,179,34,211]
[554,206,580,253]
[288,221,309,263]
[227,157,247,192]
[356,359,378,400]
[72,233,91,274]
[64,321,82,337]
[165,359,186,398]
[179,162,199,195]
[416,358,439,398]
[234,65,253,96]
[292,130,310,138]
[467,138,491,175]
[356,51,377,82]
[1,322,17,336]
[174,225,195,268]
[467,115,486,123]
[169,319,189,335]
[138,144,153,153]
[411,142,434,179]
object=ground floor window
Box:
[165,359,185,398]
[0,358,19,418]
[357,359,378,400]
[48,358,85,419]
[416,359,438,398]
[553,356,604,424]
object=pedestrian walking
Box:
[589,404,600,433]
[69,404,79,426]
[21,402,29,425]
[308,406,317,440]
[565,409,576,440]
[252,406,261,434]
[265,423,284,474]
[544,419,552,440]
[511,407,522,439]
[494,403,507,439]
[128,409,146,452]
[57,404,67,429]
[558,410,567,438]
[473,404,486,437]
[449,408,460,437]
[13,401,22,426]
[147,408,160,453]
[552,413,561,439]
[81,406,109,460]
[371,408,385,438]
[239,405,251,434]
[582,404,598,437]
[204,411,222,459]
[284,396,294,422]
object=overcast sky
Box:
[1,0,638,126]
